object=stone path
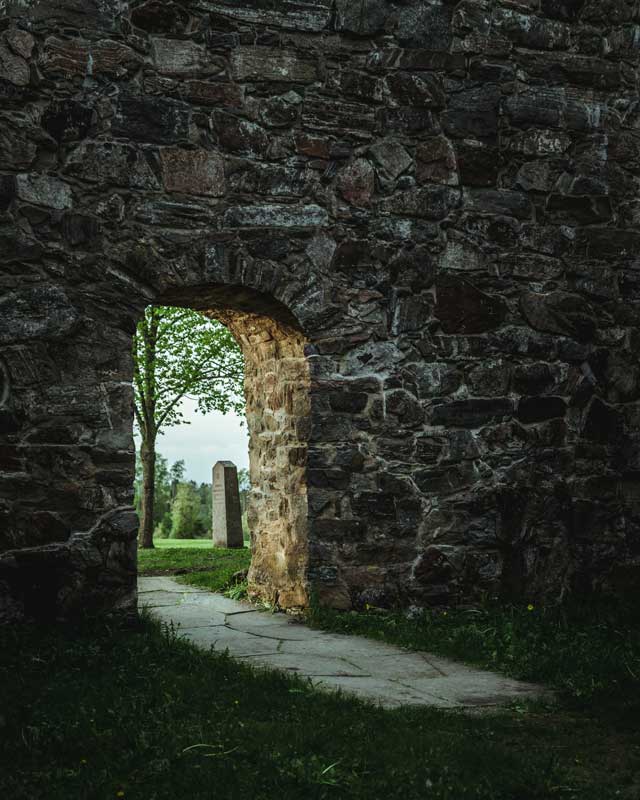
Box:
[139,577,550,710]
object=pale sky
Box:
[135,397,250,484]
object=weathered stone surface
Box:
[387,72,445,109]
[432,399,513,428]
[337,158,375,206]
[493,8,570,50]
[463,189,533,220]
[411,362,462,398]
[0,115,41,170]
[443,85,500,140]
[518,397,567,425]
[2,0,127,32]
[42,100,95,143]
[335,0,390,35]
[231,48,318,83]
[304,95,376,134]
[113,95,191,144]
[65,142,160,189]
[203,0,332,32]
[507,129,572,157]
[397,1,453,50]
[41,36,140,78]
[0,43,29,86]
[545,194,612,225]
[62,213,100,247]
[160,148,225,196]
[212,112,271,157]
[380,107,436,133]
[131,1,190,33]
[505,88,608,132]
[0,286,79,344]
[15,174,72,209]
[151,38,209,76]
[258,91,302,128]
[0,0,636,624]
[369,139,412,183]
[513,364,556,396]
[224,204,328,229]
[467,361,510,397]
[436,276,507,334]
[417,137,459,186]
[455,139,499,187]
[439,237,484,273]
[180,81,244,108]
[5,27,35,60]
[520,291,597,343]
[227,162,312,197]
[379,186,461,220]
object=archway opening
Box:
[135,285,312,610]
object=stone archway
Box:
[158,284,313,609]
[1,0,638,624]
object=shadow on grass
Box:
[1,612,639,800]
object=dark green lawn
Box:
[4,544,636,798]
[2,616,639,800]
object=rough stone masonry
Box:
[0,0,639,623]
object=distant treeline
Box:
[134,454,250,539]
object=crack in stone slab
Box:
[224,623,314,642]
[141,579,552,710]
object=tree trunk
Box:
[139,437,156,549]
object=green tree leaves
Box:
[133,306,245,548]
[133,306,244,440]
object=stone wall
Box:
[0,0,639,621]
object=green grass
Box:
[153,539,215,549]
[2,616,639,800]
[307,601,640,711]
[138,541,251,594]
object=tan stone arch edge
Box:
[155,280,318,610]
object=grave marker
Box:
[212,461,244,549]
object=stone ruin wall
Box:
[0,0,639,621]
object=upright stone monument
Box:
[212,461,244,549]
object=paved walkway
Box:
[139,577,550,710]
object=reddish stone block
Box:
[160,148,226,197]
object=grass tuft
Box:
[2,616,639,799]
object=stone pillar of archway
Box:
[206,308,311,610]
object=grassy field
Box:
[2,615,639,800]
[153,539,215,549]
[138,540,251,594]
[2,544,639,797]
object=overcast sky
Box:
[136,397,249,484]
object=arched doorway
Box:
[156,284,312,608]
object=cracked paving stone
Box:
[140,577,552,710]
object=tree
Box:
[133,306,244,549]
[133,455,189,539]
[196,482,213,536]
[170,482,203,539]
[134,452,171,531]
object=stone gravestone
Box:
[212,461,244,549]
